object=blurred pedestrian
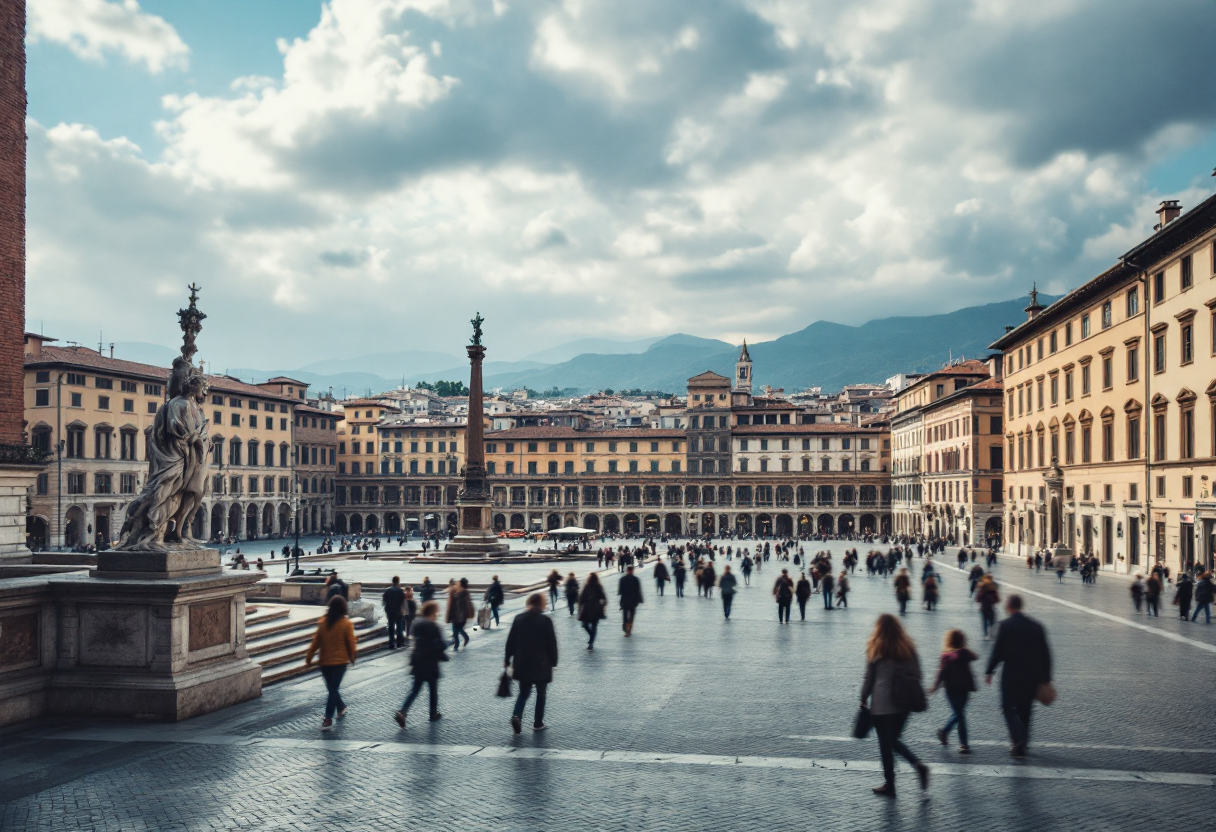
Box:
[578,572,608,649]
[985,595,1053,757]
[773,569,794,623]
[446,577,474,651]
[795,573,811,620]
[894,568,911,616]
[383,576,406,649]
[930,629,977,754]
[860,614,929,797]
[564,572,580,616]
[394,600,446,729]
[305,596,356,731]
[719,565,738,619]
[486,576,505,627]
[505,593,558,733]
[619,565,643,636]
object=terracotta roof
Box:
[342,398,399,409]
[733,423,885,434]
[26,345,295,401]
[295,404,340,417]
[687,371,730,386]
[264,375,310,386]
[487,426,686,440]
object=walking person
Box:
[859,614,930,797]
[547,569,562,610]
[930,629,977,754]
[985,595,1053,757]
[1130,575,1145,614]
[394,600,446,728]
[578,572,608,649]
[821,569,835,610]
[305,596,357,731]
[836,570,850,608]
[563,572,580,616]
[486,576,505,628]
[773,569,794,623]
[402,586,417,640]
[419,577,435,603]
[719,565,738,620]
[383,576,406,649]
[1192,572,1214,623]
[894,568,911,616]
[976,576,1000,639]
[795,573,812,620]
[446,577,475,651]
[1175,573,1194,620]
[1144,573,1162,618]
[619,565,643,637]
[673,560,687,597]
[505,593,559,733]
[654,559,670,596]
[741,554,753,586]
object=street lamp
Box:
[291,477,301,572]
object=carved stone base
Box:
[34,559,262,722]
[94,546,220,580]
[444,500,510,558]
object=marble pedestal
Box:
[444,501,510,557]
[45,547,262,721]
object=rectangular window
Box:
[1154,413,1166,461]
[67,473,84,494]
[1050,330,1058,353]
[1153,271,1165,303]
[1181,408,1195,459]
[841,458,850,472]
[1081,365,1091,395]
[1102,423,1113,462]
[1128,417,1140,459]
[1081,313,1091,338]
[231,413,240,427]
[1036,380,1044,409]
[1081,426,1092,463]
[629,442,638,453]
[1156,476,1166,498]
[120,473,135,494]
[70,392,82,407]
[672,461,681,473]
[36,371,49,384]
[1102,356,1112,390]
[66,373,85,386]
[649,460,659,472]
[1127,345,1139,381]
[628,460,638,473]
[1181,323,1194,364]
[34,388,48,406]
[1154,332,1166,373]
[1181,254,1193,290]
[1065,322,1073,346]
[1101,301,1111,329]
[585,461,595,473]
[842,438,851,450]
[548,461,558,474]
[1126,287,1139,317]
[1050,376,1058,405]
[94,377,113,389]
[608,460,618,473]
[94,473,112,494]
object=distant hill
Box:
[115,296,1046,397]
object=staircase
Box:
[245,604,390,685]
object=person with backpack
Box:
[773,569,794,623]
[719,565,738,620]
[930,629,978,754]
[394,600,446,729]
[446,577,475,651]
[382,576,407,649]
[505,593,559,733]
[794,573,812,620]
[486,576,505,628]
[976,576,1000,639]
[859,614,930,797]
[578,572,608,649]
[305,596,357,731]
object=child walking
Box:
[929,629,978,753]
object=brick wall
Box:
[0,1,23,445]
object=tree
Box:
[415,380,469,397]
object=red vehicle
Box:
[506,529,527,539]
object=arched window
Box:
[229,438,242,467]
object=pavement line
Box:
[42,728,1214,787]
[997,579,1216,655]
[787,735,1216,755]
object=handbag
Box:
[852,705,873,739]
[1035,682,1057,706]
[496,671,512,698]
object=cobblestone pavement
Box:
[3,543,1214,831]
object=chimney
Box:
[1155,200,1182,231]
[1024,283,1044,321]
[985,353,1004,382]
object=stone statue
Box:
[115,288,211,552]
[470,311,484,346]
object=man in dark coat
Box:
[395,600,447,728]
[382,576,406,648]
[486,576,505,627]
[653,559,670,596]
[504,593,559,733]
[618,566,644,636]
[985,594,1052,757]
[673,560,687,597]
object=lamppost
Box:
[56,438,64,550]
[291,477,301,572]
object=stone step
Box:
[244,614,319,642]
[251,618,381,667]
[244,607,292,628]
[259,629,391,686]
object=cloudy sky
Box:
[24,0,1216,369]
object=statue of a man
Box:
[116,371,211,551]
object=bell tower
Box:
[735,340,752,393]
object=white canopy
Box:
[548,526,596,536]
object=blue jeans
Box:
[943,688,969,745]
[513,680,547,725]
[722,594,733,618]
[582,618,599,646]
[451,623,469,649]
[1192,602,1212,623]
[320,664,346,720]
[401,676,438,717]
[981,607,996,638]
[823,591,833,609]
[387,614,405,647]
[490,604,500,626]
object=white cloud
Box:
[29,0,189,73]
[24,0,1216,368]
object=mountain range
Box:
[112,295,1046,397]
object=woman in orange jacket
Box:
[306,595,357,730]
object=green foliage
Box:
[415,380,470,397]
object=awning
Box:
[548,526,596,536]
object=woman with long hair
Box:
[859,614,929,796]
[305,595,357,731]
